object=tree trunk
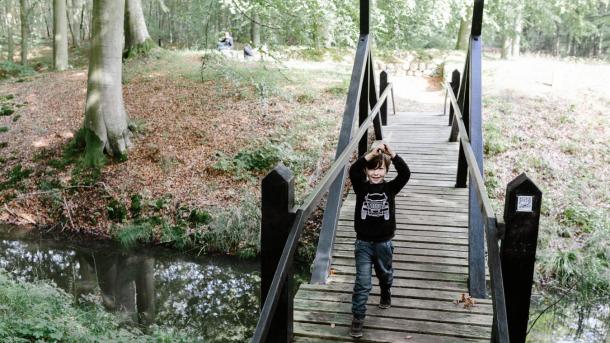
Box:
[501,34,511,59]
[53,0,69,70]
[5,1,14,62]
[124,0,154,57]
[250,9,260,47]
[455,16,469,50]
[512,3,523,58]
[68,0,81,48]
[83,0,131,159]
[19,0,28,65]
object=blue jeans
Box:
[352,239,394,319]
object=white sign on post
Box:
[516,195,533,212]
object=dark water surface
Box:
[527,292,609,343]
[0,225,260,341]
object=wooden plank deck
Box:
[293,112,493,342]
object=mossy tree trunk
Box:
[124,0,155,57]
[83,0,131,160]
[53,0,69,70]
[19,0,28,65]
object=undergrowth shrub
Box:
[0,61,36,79]
[0,269,192,342]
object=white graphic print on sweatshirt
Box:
[361,193,390,220]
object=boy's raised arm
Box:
[349,156,368,195]
[388,154,410,194]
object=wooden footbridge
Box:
[253,1,543,342]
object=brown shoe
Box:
[349,317,364,338]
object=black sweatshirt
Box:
[348,154,410,242]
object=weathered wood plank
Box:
[294,289,494,314]
[332,245,468,258]
[332,240,469,253]
[294,322,488,343]
[294,299,492,326]
[294,311,491,339]
[324,274,466,292]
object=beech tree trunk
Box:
[512,3,523,57]
[501,34,512,59]
[5,1,15,62]
[455,16,469,50]
[250,9,260,47]
[68,0,82,47]
[125,0,154,55]
[83,0,131,158]
[19,0,28,65]
[53,0,69,70]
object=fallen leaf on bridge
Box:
[454,293,476,309]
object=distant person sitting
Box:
[244,44,255,59]
[217,32,234,50]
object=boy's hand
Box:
[383,144,397,158]
[365,146,383,161]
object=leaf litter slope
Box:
[0,51,347,235]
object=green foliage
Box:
[200,198,261,258]
[213,141,293,179]
[0,127,8,133]
[0,106,14,116]
[130,194,143,218]
[115,221,156,248]
[199,51,284,100]
[0,165,33,191]
[484,121,509,156]
[189,209,212,225]
[0,270,192,342]
[124,39,157,59]
[296,93,316,104]
[0,61,36,80]
[107,198,128,223]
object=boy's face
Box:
[366,163,387,184]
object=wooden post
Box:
[369,51,382,140]
[358,52,370,157]
[380,70,388,125]
[448,69,460,126]
[501,173,542,343]
[455,52,470,188]
[467,34,486,299]
[360,0,369,35]
[261,165,296,343]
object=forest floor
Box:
[0,50,608,294]
[0,49,351,258]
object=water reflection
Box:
[527,293,610,343]
[0,228,260,342]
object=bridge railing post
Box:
[261,165,296,343]
[380,70,388,125]
[501,173,542,343]
[448,69,460,126]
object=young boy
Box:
[348,143,410,338]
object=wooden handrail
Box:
[443,80,510,343]
[252,83,393,343]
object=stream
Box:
[0,225,608,342]
[0,225,260,341]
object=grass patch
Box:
[0,61,37,80]
[0,127,8,133]
[0,164,33,191]
[0,269,192,342]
